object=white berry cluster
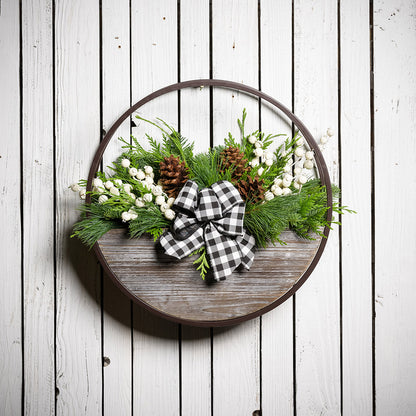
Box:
[70,159,177,222]
[290,136,314,190]
[318,127,334,151]
[264,132,328,201]
[70,183,85,200]
[248,135,274,168]
[264,174,294,201]
[123,159,176,221]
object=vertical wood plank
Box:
[101,1,132,415]
[340,0,373,414]
[374,2,416,414]
[260,1,295,414]
[55,0,102,414]
[0,0,22,414]
[211,1,260,414]
[180,1,212,415]
[293,0,341,414]
[22,0,55,414]
[131,0,178,140]
[130,1,180,414]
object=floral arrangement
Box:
[71,110,351,280]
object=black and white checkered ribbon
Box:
[160,180,256,281]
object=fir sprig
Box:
[244,179,346,247]
[190,246,210,279]
[189,149,233,188]
[135,115,195,168]
[71,204,123,249]
[128,205,170,241]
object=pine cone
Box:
[159,155,189,198]
[219,146,250,181]
[237,176,266,204]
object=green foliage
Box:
[128,205,170,240]
[245,179,348,248]
[71,110,353,280]
[136,116,195,167]
[189,149,232,188]
[190,246,210,279]
[71,204,123,249]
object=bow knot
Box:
[160,180,256,281]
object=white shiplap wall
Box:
[1,0,416,415]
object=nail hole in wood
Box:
[252,410,261,416]
[56,387,60,396]
[103,356,111,367]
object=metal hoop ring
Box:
[86,79,332,326]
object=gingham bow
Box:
[160,180,256,281]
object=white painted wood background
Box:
[1,0,415,414]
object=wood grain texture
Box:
[54,0,102,414]
[0,1,22,414]
[101,1,132,414]
[260,1,295,414]
[22,0,55,414]
[340,0,373,414]
[211,1,261,414]
[374,1,416,414]
[293,0,341,414]
[180,1,212,414]
[98,229,321,323]
[130,1,180,414]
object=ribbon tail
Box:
[204,224,242,281]
[235,231,256,270]
[160,228,205,259]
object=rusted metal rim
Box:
[86,79,333,327]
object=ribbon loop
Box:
[172,180,199,214]
[195,188,222,222]
[160,180,256,281]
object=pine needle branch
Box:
[190,246,210,280]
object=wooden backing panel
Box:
[101,1,132,415]
[260,0,295,413]
[293,0,341,414]
[340,0,373,414]
[374,2,416,414]
[0,1,22,414]
[22,0,55,414]
[54,1,102,413]
[180,1,211,414]
[98,229,321,323]
[211,2,260,412]
[130,1,180,414]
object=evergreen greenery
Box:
[128,205,170,240]
[71,111,353,279]
[190,246,210,280]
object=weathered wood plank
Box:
[130,1,180,414]
[260,0,295,413]
[374,2,416,414]
[211,1,261,412]
[0,1,22,414]
[101,1,132,415]
[98,229,321,323]
[54,0,102,413]
[22,0,55,414]
[340,0,373,414]
[180,0,212,414]
[294,0,341,414]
